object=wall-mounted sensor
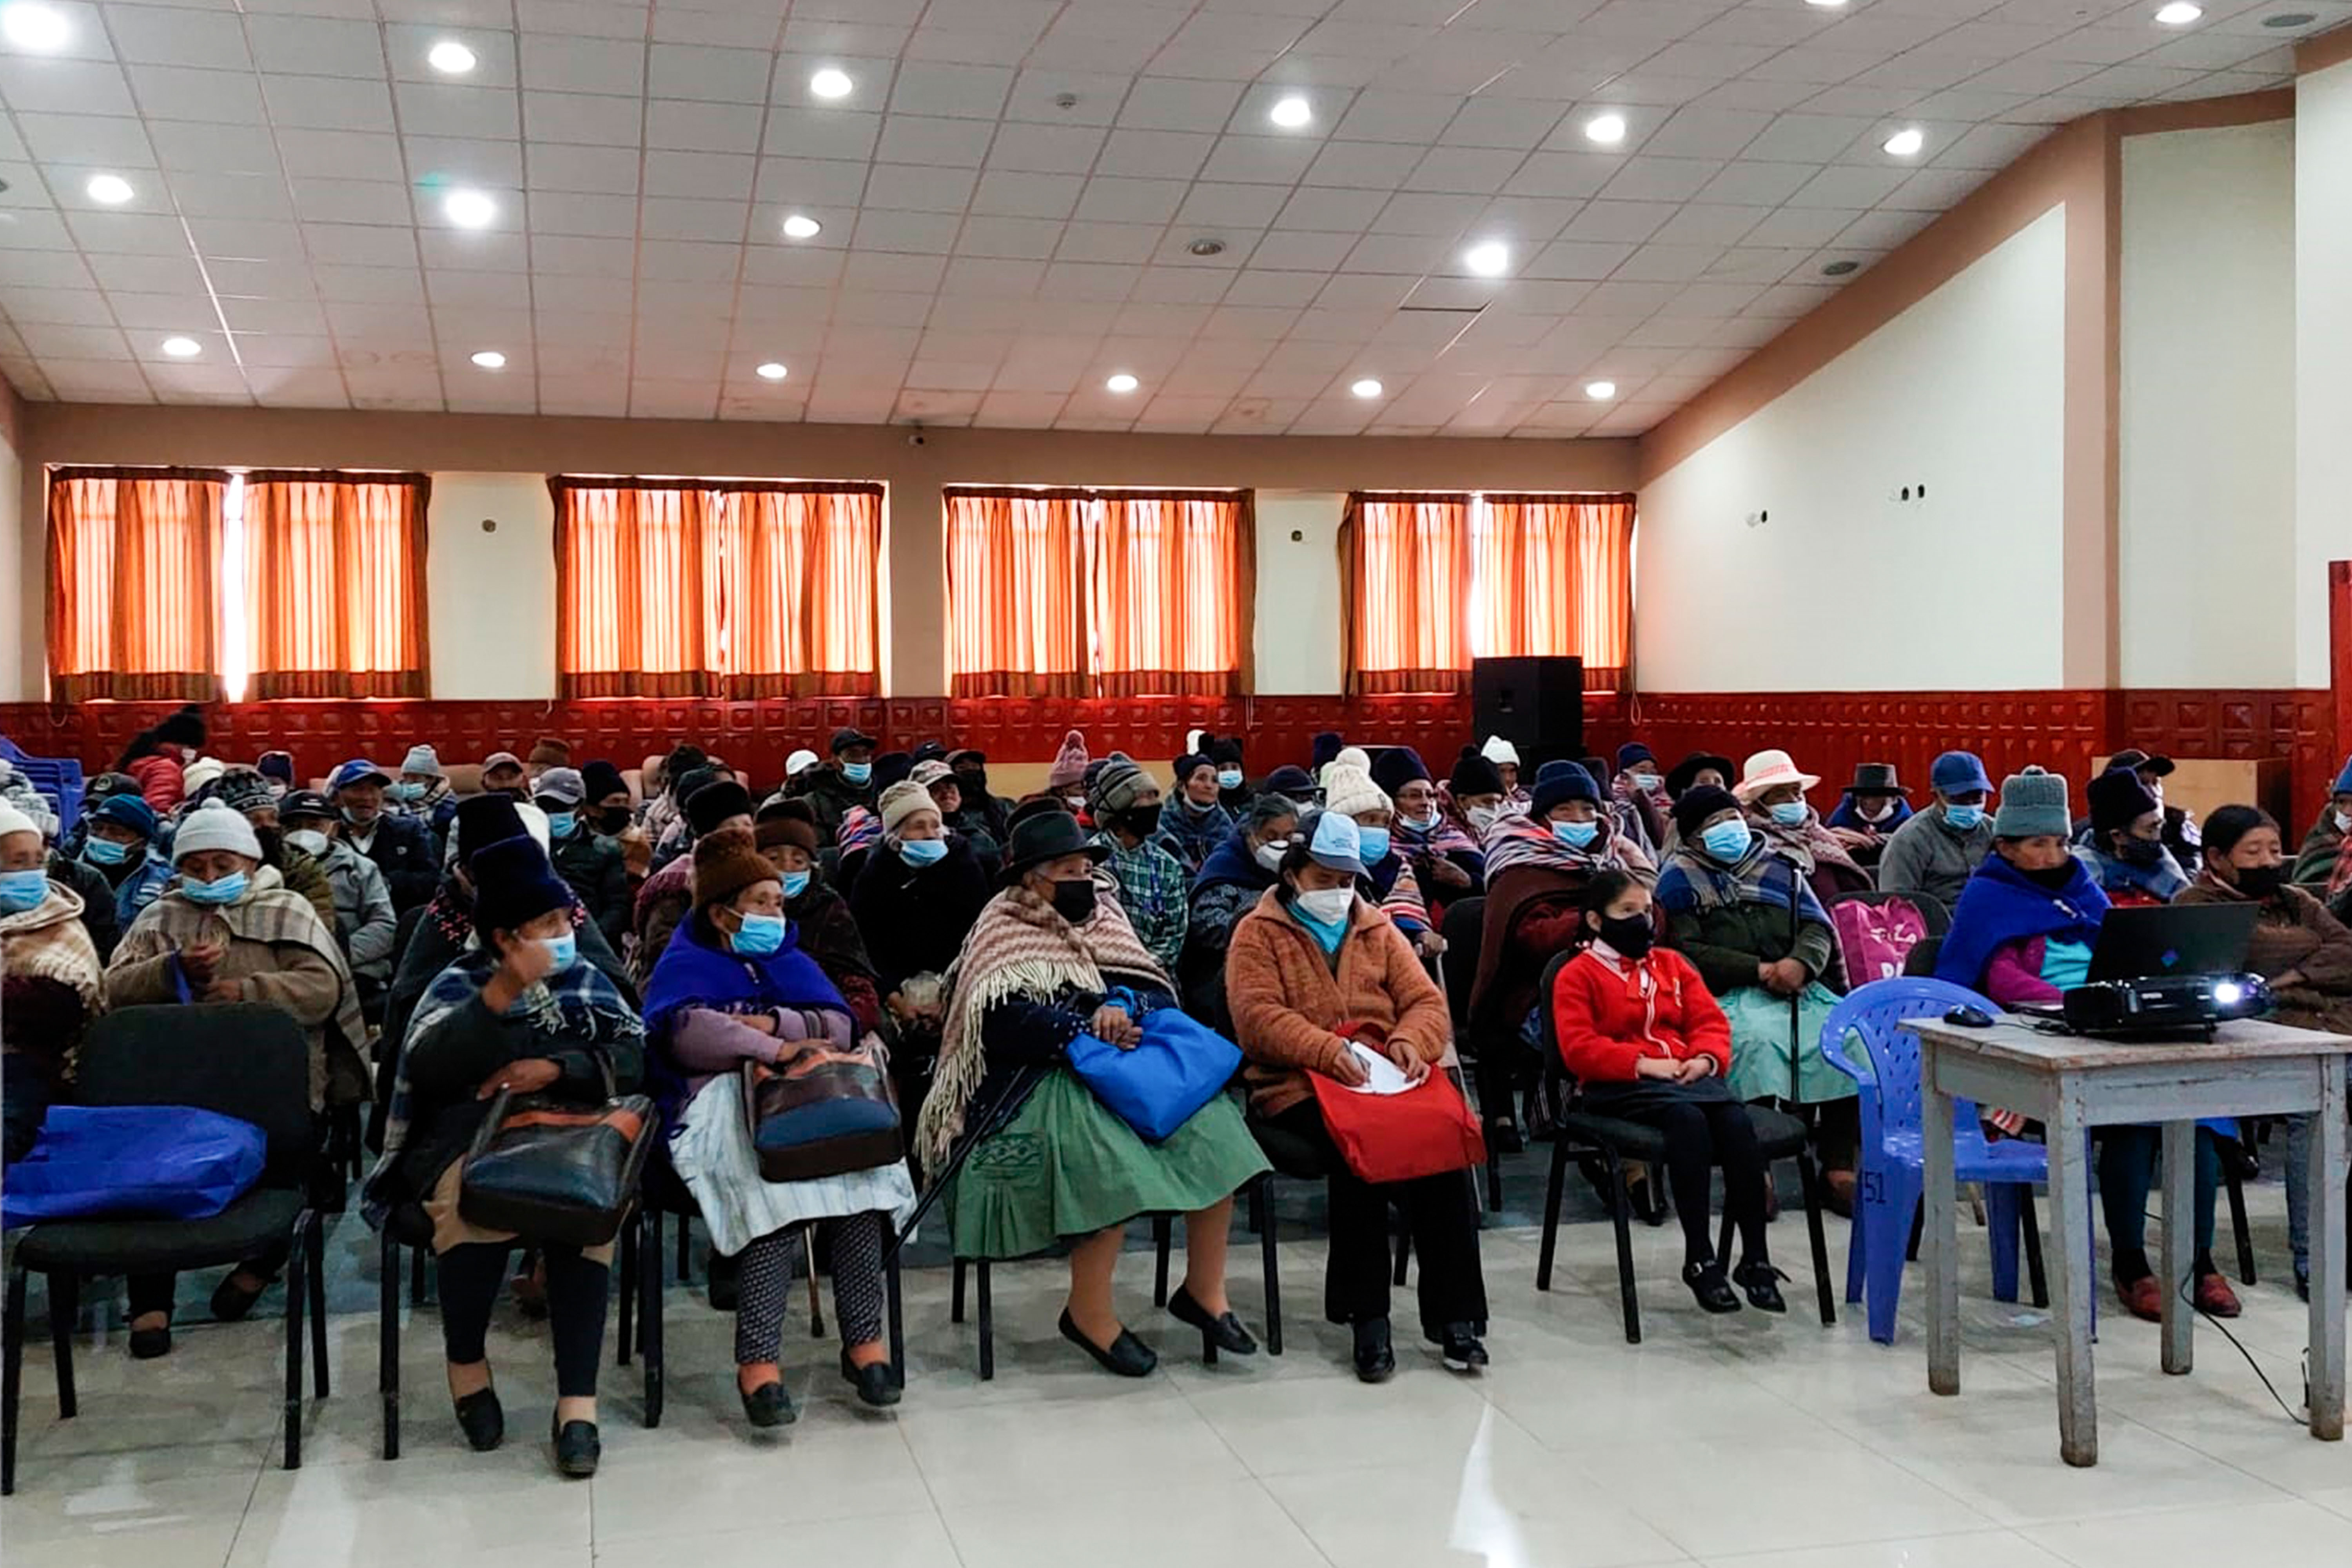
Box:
[481,518,497,533]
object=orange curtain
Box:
[46,468,227,703]
[945,489,1091,698]
[1341,493,1472,695]
[721,484,883,698]
[242,471,431,699]
[1093,492,1252,697]
[1475,493,1637,692]
[552,479,724,698]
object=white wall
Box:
[2119,122,2297,688]
[1633,205,2070,691]
[0,421,22,702]
[1252,490,1345,695]
[426,472,557,701]
[2299,61,2352,690]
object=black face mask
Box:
[2235,864,2286,900]
[597,807,633,835]
[2116,835,2164,867]
[955,769,989,797]
[1050,877,1097,924]
[1122,802,1163,838]
[2020,860,2077,891]
[1596,912,1654,958]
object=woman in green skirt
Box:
[914,809,1269,1377]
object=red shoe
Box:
[2194,1272,2241,1318]
[2115,1275,2163,1321]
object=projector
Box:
[2060,973,2273,1035]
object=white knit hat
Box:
[181,756,226,795]
[878,779,936,836]
[172,799,261,862]
[1480,735,1520,767]
[0,801,38,840]
[1321,746,1371,789]
[1320,764,1390,820]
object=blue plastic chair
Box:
[1820,978,2052,1344]
[0,735,84,838]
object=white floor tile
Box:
[944,1477,1328,1568]
[2020,1497,2352,1566]
[594,1512,961,1568]
[1699,1531,2075,1568]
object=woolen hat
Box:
[1370,745,1430,797]
[527,739,570,769]
[758,794,815,827]
[172,799,261,862]
[1531,760,1600,818]
[399,744,445,779]
[692,826,774,915]
[278,790,334,826]
[1993,766,2071,839]
[1310,732,1345,771]
[153,705,207,747]
[878,779,936,836]
[0,802,38,842]
[1173,752,1214,785]
[1449,746,1505,799]
[181,757,226,797]
[1672,784,1742,841]
[1479,735,1519,767]
[1617,743,1655,772]
[911,759,955,790]
[829,726,877,755]
[1320,764,1389,820]
[258,751,296,786]
[1046,729,1090,790]
[1089,756,1154,817]
[670,766,719,815]
[2087,768,2158,838]
[533,766,586,806]
[470,833,571,938]
[1929,750,1994,796]
[1321,746,1371,787]
[757,815,820,856]
[1732,749,1821,803]
[999,808,1107,885]
[91,793,159,840]
[1664,751,1735,800]
[1307,809,1365,877]
[581,760,626,803]
[1846,763,1907,797]
[215,767,276,817]
[452,793,531,863]
[686,778,753,835]
[873,750,914,792]
[1206,733,1245,768]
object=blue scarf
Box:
[1655,837,1826,925]
[2074,843,2189,903]
[641,915,849,1129]
[1193,824,1276,897]
[1935,853,2109,991]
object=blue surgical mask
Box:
[390,780,426,803]
[181,869,249,905]
[1553,820,1600,850]
[0,868,49,914]
[1217,769,1243,790]
[840,761,873,786]
[1356,825,1390,863]
[1399,811,1439,832]
[1945,803,1986,831]
[81,836,131,866]
[1699,820,1752,863]
[900,837,947,867]
[781,869,811,899]
[731,911,786,956]
[1769,802,1808,827]
[544,811,577,840]
[540,932,579,974]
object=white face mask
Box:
[1858,799,1895,824]
[1466,805,1502,834]
[2336,810,2352,835]
[1294,887,1353,924]
[1254,840,1287,871]
[285,829,330,857]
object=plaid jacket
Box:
[1101,835,1190,974]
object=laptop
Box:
[2010,902,2261,1019]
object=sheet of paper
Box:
[1345,1040,1414,1096]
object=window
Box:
[1343,490,1637,695]
[46,467,229,703]
[944,486,1252,699]
[240,471,431,699]
[552,477,882,699]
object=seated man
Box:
[330,759,440,914]
[280,788,399,1019]
[1878,750,1996,913]
[535,766,631,953]
[74,791,174,937]
[2290,752,2352,919]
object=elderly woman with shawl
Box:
[2,801,105,1164]
[645,828,915,1426]
[915,809,1269,1379]
[1731,750,1872,912]
[363,832,642,1476]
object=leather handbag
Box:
[460,1068,657,1249]
[1309,1026,1486,1185]
[1064,1006,1243,1144]
[740,1036,902,1183]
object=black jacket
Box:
[349,810,440,914]
[849,836,991,995]
[550,826,631,954]
[796,767,874,844]
[45,850,119,961]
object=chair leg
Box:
[2021,1191,2050,1309]
[44,1272,76,1420]
[1863,1168,1924,1345]
[640,1207,663,1430]
[309,1220,330,1398]
[379,1232,400,1461]
[1905,1201,1924,1262]
[1844,1163,1874,1306]
[1795,1152,1836,1327]
[1604,1147,1641,1345]
[1152,1214,1172,1307]
[616,1207,637,1369]
[409,1241,427,1307]
[886,1247,906,1389]
[1536,1137,1572,1292]
[1253,1176,1282,1358]
[675,1209,691,1285]
[284,1214,309,1472]
[2225,1161,2256,1285]
[3,1264,26,1496]
[950,1258,966,1324]
[976,1261,994,1382]
[804,1229,826,1339]
[1485,1135,1503,1214]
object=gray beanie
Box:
[1087,755,1154,818]
[1992,766,2070,839]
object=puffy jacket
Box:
[124,753,185,814]
[1550,944,1731,1085]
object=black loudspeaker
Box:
[1471,656,1583,764]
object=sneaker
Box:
[1436,1323,1488,1373]
[2194,1272,2242,1318]
[1683,1259,1741,1314]
[2115,1274,2164,1322]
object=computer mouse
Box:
[1942,1005,1995,1028]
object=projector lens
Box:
[2212,980,2243,1006]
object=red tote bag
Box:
[1308,1026,1487,1185]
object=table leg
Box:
[2046,1107,2098,1466]
[1924,1066,1959,1396]
[2311,1056,2347,1442]
[2160,1119,2196,1376]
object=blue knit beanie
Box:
[1530,760,1600,818]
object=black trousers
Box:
[127,1240,291,1320]
[1585,1081,1769,1267]
[437,1241,609,1400]
[1266,1101,1487,1338]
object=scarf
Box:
[1,883,104,1018]
[1745,802,1865,881]
[426,873,590,949]
[132,865,365,1051]
[1393,810,1479,862]
[642,915,850,1129]
[1481,811,1630,882]
[2328,824,2352,901]
[2075,842,2189,903]
[1655,837,1828,925]
[839,805,881,853]
[364,946,642,1227]
[914,884,1169,1174]
[1934,853,2109,991]
[1365,852,1430,931]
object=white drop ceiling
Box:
[0,0,2338,437]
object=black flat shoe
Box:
[1733,1259,1789,1314]
[1167,1287,1257,1356]
[1683,1259,1742,1314]
[128,1323,172,1360]
[739,1379,798,1428]
[453,1386,504,1452]
[706,1249,741,1312]
[551,1416,599,1478]
[210,1271,267,1323]
[840,1349,902,1408]
[1352,1319,1395,1383]
[1436,1323,1488,1372]
[1058,1309,1157,1377]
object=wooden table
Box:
[1911,1014,2351,1467]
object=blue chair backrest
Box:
[1819,978,1998,1160]
[1,735,85,837]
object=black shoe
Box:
[739,1378,797,1428]
[706,1249,741,1312]
[1436,1323,1488,1372]
[2297,1270,2311,1303]
[1490,1116,1525,1155]
[1352,1319,1395,1383]
[551,1416,599,1478]
[453,1386,504,1452]
[210,1271,267,1323]
[128,1323,172,1360]
[1058,1308,1158,1377]
[1683,1259,1742,1314]
[1167,1287,1257,1356]
[1733,1259,1789,1314]
[840,1348,902,1408]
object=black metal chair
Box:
[3,1005,327,1494]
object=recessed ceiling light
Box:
[1883,126,1926,158]
[0,4,70,52]
[1350,377,1383,399]
[85,173,134,205]
[1584,113,1627,146]
[1105,372,1139,394]
[427,39,476,74]
[780,213,822,240]
[1269,95,1312,129]
[2155,2,2203,24]
[160,336,201,359]
[1805,0,1849,9]
[756,362,788,381]
[1585,380,1617,401]
[2265,13,2319,28]
[1463,240,1510,276]
[810,67,853,99]
[443,188,496,227]
[470,349,506,369]
[1821,259,1861,277]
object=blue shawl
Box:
[1156,797,1232,871]
[1935,853,2109,991]
[642,916,850,1128]
[2072,843,2189,904]
[1192,824,1276,897]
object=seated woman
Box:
[1156,752,1234,876]
[1936,768,2237,1320]
[2179,805,2352,1300]
[915,758,1000,875]
[915,810,1270,1377]
[1733,750,1873,909]
[1479,736,1528,808]
[2074,767,2189,906]
[647,829,915,1425]
[1227,813,1487,1381]
[632,777,754,988]
[1823,763,1915,866]
[363,833,642,1477]
[1378,747,1484,917]
[1439,747,1510,842]
[1610,744,1669,854]
[1658,752,1735,854]
[77,791,174,933]
[106,801,365,1354]
[1553,870,1785,1313]
[851,780,992,1004]
[1319,764,1436,953]
[2289,753,2352,918]
[1181,794,1303,1025]
[2,802,105,1164]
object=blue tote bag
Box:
[1063,1007,1242,1144]
[3,1105,267,1227]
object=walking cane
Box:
[884,1062,1045,1263]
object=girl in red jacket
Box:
[1551,869,1784,1315]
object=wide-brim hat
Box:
[998,808,1109,885]
[1731,749,1820,802]
[1663,751,1735,800]
[1845,762,1907,797]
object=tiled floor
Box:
[6,1189,2349,1568]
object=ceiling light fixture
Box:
[1584,380,1617,401]
[160,336,201,358]
[1805,0,1849,10]
[810,67,853,99]
[470,349,506,369]
[1269,95,1312,129]
[756,362,788,381]
[1350,377,1383,399]
[2265,13,2320,27]
[444,188,496,227]
[427,39,476,73]
[1883,126,1926,157]
[780,213,822,239]
[1584,113,1627,145]
[1105,372,1139,394]
[1463,240,1510,276]
[0,4,70,52]
[2155,2,2203,23]
[85,173,134,205]
[1821,259,1861,277]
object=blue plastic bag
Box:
[1063,1006,1242,1144]
[2,1104,266,1227]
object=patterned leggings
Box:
[734,1210,888,1366]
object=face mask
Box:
[2020,860,2076,891]
[2117,835,2164,867]
[544,811,577,840]
[342,805,377,829]
[840,761,873,786]
[1700,820,1752,862]
[540,932,579,973]
[1217,769,1244,791]
[81,836,131,866]
[780,869,812,900]
[597,808,633,835]
[1050,877,1097,924]
[1254,840,1288,871]
[1858,799,1895,824]
[1944,804,1986,832]
[1630,772,1662,794]
[1597,911,1653,958]
[1122,802,1163,838]
[1466,805,1502,834]
[0,868,49,914]
[2235,864,2286,899]
[899,837,947,867]
[1769,801,1808,827]
[1065,796,1088,813]
[1399,810,1439,832]
[2335,810,2352,835]
[390,781,425,802]
[181,869,249,905]
[956,770,988,797]
[1356,825,1390,862]
[285,829,330,857]
[1294,886,1354,926]
[1553,819,1599,850]
[730,911,786,957]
